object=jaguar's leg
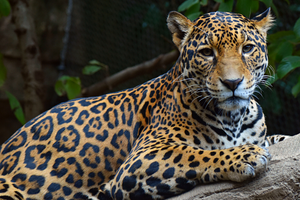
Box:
[100,141,271,200]
[0,177,24,200]
[265,135,291,147]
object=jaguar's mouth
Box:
[217,96,250,110]
[225,96,245,102]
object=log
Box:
[169,134,300,200]
[80,50,179,97]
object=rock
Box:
[169,134,300,200]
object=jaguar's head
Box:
[167,9,273,111]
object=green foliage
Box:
[294,18,300,38]
[178,0,199,12]
[260,0,272,7]
[217,0,234,12]
[235,0,259,17]
[55,76,81,100]
[178,0,275,17]
[268,31,295,69]
[292,76,300,97]
[268,18,300,96]
[0,0,10,18]
[276,56,300,80]
[82,60,103,75]
[178,0,202,21]
[5,91,26,125]
[55,59,105,100]
[178,0,277,20]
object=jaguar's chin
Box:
[217,96,250,111]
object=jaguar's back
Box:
[0,8,283,200]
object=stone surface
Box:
[169,134,300,200]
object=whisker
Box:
[255,84,263,93]
[172,74,183,84]
[254,90,263,98]
[187,90,204,99]
[204,97,214,109]
[252,93,260,100]
[185,87,206,93]
[266,65,275,77]
[175,77,196,83]
[192,95,209,103]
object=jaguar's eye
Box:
[242,44,254,53]
[199,48,214,57]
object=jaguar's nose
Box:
[220,77,243,91]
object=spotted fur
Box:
[0,8,286,200]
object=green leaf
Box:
[178,0,199,12]
[291,76,300,97]
[83,60,106,75]
[54,79,65,96]
[218,0,234,12]
[88,60,101,65]
[276,42,294,62]
[270,2,278,16]
[0,0,10,18]
[55,76,81,99]
[187,12,201,21]
[185,1,201,20]
[236,0,252,17]
[65,77,81,100]
[260,0,272,8]
[235,0,259,17]
[276,56,300,79]
[5,91,26,125]
[293,18,300,38]
[267,30,297,67]
[250,0,259,14]
[58,75,71,81]
[200,0,208,6]
[267,30,294,44]
[82,65,102,75]
[269,42,294,66]
[0,53,6,87]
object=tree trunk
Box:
[169,134,300,200]
[9,0,44,121]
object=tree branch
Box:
[9,0,44,120]
[169,134,300,200]
[80,50,179,97]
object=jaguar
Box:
[0,8,288,200]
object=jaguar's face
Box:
[167,9,273,111]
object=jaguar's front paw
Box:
[201,143,271,183]
[223,143,271,182]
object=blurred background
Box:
[0,0,299,143]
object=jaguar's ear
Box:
[251,8,274,38]
[167,11,193,50]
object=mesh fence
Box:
[62,0,300,136]
[64,0,180,91]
